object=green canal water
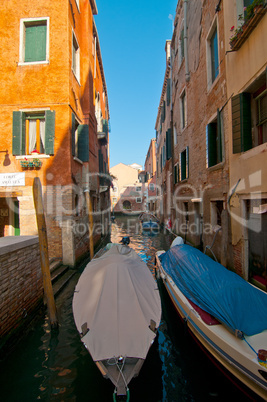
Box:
[0,216,253,401]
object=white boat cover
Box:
[73,244,161,361]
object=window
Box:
[12,110,55,155]
[206,110,223,167]
[136,186,141,192]
[179,147,189,181]
[136,197,142,203]
[166,129,172,160]
[72,31,80,82]
[19,18,49,64]
[232,85,266,153]
[207,21,219,87]
[75,0,80,11]
[149,183,155,191]
[180,90,187,129]
[71,113,89,162]
[211,200,224,227]
[173,125,177,146]
[174,163,179,184]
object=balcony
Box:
[97,119,109,144]
[230,4,266,51]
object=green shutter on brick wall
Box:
[77,125,89,162]
[166,128,172,160]
[232,93,252,153]
[12,111,26,155]
[217,109,222,163]
[72,113,76,156]
[45,110,55,155]
[207,123,217,167]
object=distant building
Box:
[110,163,146,214]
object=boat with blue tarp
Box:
[155,238,267,400]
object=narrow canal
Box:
[0,216,253,401]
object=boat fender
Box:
[81,322,89,337]
[258,349,267,369]
[234,329,244,339]
[160,273,166,281]
[149,319,157,333]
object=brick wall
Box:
[0,236,43,343]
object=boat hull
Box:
[155,252,267,400]
[73,243,161,398]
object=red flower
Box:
[230,26,235,31]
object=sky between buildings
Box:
[95,0,177,169]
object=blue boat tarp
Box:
[159,244,267,336]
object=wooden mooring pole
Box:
[33,177,58,329]
[85,190,94,260]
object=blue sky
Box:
[95,0,177,169]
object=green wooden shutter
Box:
[98,150,104,172]
[174,165,177,184]
[186,146,189,179]
[232,93,252,153]
[206,123,217,167]
[72,113,76,156]
[45,110,55,155]
[217,109,222,163]
[12,111,25,155]
[25,24,47,62]
[77,125,89,162]
[166,129,172,160]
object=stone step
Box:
[53,268,77,298]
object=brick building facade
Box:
[0,0,110,266]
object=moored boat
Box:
[155,238,267,400]
[73,240,161,400]
[139,213,160,232]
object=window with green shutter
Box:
[166,129,172,160]
[232,93,252,153]
[12,110,55,155]
[25,24,47,62]
[20,18,49,64]
[179,147,189,181]
[206,110,223,167]
[72,113,89,162]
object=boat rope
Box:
[243,336,258,356]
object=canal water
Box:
[0,216,254,401]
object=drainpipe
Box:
[184,0,190,82]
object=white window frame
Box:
[19,17,50,66]
[74,0,80,12]
[206,16,219,90]
[136,197,142,203]
[72,30,80,83]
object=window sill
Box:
[240,143,267,160]
[230,5,266,51]
[73,156,83,164]
[207,161,224,172]
[16,155,50,160]
[18,60,49,66]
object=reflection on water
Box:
[0,216,253,401]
